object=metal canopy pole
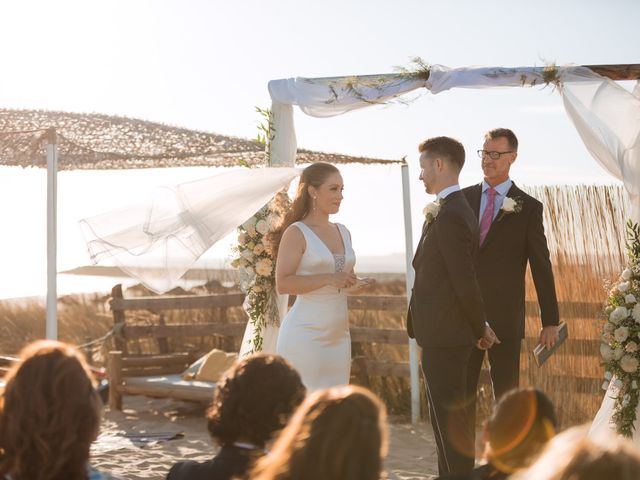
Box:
[401,162,420,424]
[45,127,58,339]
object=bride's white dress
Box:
[590,380,640,441]
[276,221,355,393]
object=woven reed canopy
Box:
[0,109,399,170]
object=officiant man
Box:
[462,128,560,412]
[407,136,498,476]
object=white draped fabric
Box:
[238,293,288,357]
[560,67,640,223]
[269,64,639,224]
[267,65,555,167]
[80,167,300,293]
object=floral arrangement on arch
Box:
[231,191,291,354]
[600,221,640,437]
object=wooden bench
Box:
[107,351,215,409]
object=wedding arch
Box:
[265,61,640,422]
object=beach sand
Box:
[92,396,439,480]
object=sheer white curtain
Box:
[80,167,300,293]
[267,65,555,166]
[560,67,640,223]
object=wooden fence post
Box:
[110,284,127,355]
[108,351,123,411]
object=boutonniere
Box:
[423,199,443,225]
[497,196,523,221]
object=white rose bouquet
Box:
[600,221,640,437]
[231,191,291,353]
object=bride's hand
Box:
[348,277,376,294]
[329,272,358,289]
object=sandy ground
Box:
[91,396,439,480]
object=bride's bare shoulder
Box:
[284,222,305,236]
[280,223,306,249]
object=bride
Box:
[271,162,371,392]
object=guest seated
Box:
[514,424,640,480]
[439,387,557,480]
[250,384,388,480]
[0,340,116,480]
[167,353,306,480]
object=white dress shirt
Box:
[437,184,461,201]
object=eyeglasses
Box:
[477,150,514,160]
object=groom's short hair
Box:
[418,136,465,172]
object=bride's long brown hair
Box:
[270,162,340,258]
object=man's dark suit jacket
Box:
[407,190,486,347]
[166,445,263,480]
[461,183,559,340]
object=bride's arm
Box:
[276,226,355,295]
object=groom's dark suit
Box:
[461,182,559,406]
[407,190,487,476]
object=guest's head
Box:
[418,136,465,195]
[480,128,518,186]
[483,388,557,474]
[0,340,101,480]
[206,353,306,448]
[272,162,341,256]
[514,425,640,480]
[250,385,388,480]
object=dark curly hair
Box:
[0,340,101,480]
[206,353,306,447]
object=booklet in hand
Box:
[533,322,568,367]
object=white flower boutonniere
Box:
[423,200,442,225]
[497,196,523,221]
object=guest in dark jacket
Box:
[166,353,306,480]
[438,388,557,480]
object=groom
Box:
[407,136,498,476]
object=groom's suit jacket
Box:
[407,191,486,348]
[461,183,559,340]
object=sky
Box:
[0,0,637,298]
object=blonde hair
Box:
[514,425,640,480]
[485,388,557,473]
[250,385,388,480]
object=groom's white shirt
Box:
[437,184,460,201]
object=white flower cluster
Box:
[599,223,640,436]
[423,200,441,225]
[496,196,523,221]
[232,202,284,292]
[231,191,291,354]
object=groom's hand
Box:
[476,325,500,350]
